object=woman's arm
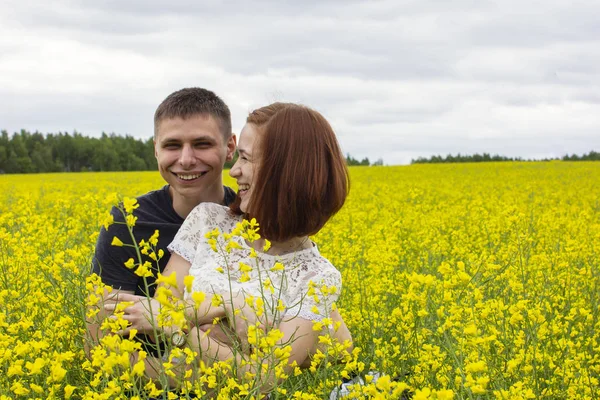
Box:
[187,317,318,394]
[103,253,230,335]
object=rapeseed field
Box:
[1,162,599,399]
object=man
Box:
[88,87,236,345]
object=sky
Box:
[1,0,599,165]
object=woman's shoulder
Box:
[283,252,342,321]
[286,250,341,287]
[311,255,341,281]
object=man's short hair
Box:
[233,102,349,242]
[154,87,232,139]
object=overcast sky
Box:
[1,0,598,165]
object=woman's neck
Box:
[252,236,312,256]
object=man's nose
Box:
[179,144,196,167]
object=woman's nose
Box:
[229,160,240,177]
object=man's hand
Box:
[103,293,161,336]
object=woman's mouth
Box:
[238,183,250,195]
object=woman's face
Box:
[229,123,259,213]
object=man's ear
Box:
[153,139,158,158]
[226,134,237,161]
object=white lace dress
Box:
[167,203,341,322]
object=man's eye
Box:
[195,142,212,148]
[164,144,179,149]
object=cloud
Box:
[1,0,599,165]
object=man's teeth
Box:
[238,184,250,191]
[177,173,203,180]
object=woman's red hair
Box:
[231,103,349,242]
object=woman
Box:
[109,103,352,393]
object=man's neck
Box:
[170,185,225,219]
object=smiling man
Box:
[91,87,236,302]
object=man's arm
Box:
[86,206,142,354]
[85,287,135,356]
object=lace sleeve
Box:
[285,262,342,322]
[167,203,211,263]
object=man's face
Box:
[154,114,235,205]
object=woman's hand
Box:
[221,292,273,352]
[103,293,161,336]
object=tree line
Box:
[411,151,600,164]
[345,154,383,166]
[0,130,387,174]
[0,130,157,173]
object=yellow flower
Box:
[126,214,137,227]
[271,262,284,272]
[239,262,252,272]
[64,384,76,398]
[122,197,139,214]
[132,358,145,377]
[149,229,159,246]
[134,261,154,278]
[263,239,271,252]
[208,238,217,252]
[10,381,29,395]
[239,272,250,283]
[111,236,124,247]
[463,323,478,336]
[226,240,242,252]
[25,358,46,375]
[192,291,206,308]
[49,362,67,382]
[211,294,223,307]
[102,213,114,230]
[263,278,274,293]
[8,362,24,376]
[184,275,194,292]
[156,272,178,288]
[276,299,286,312]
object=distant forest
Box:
[411,151,600,164]
[0,130,597,174]
[0,130,158,173]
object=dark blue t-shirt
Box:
[91,184,235,356]
[92,184,236,297]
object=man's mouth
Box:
[172,172,207,181]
